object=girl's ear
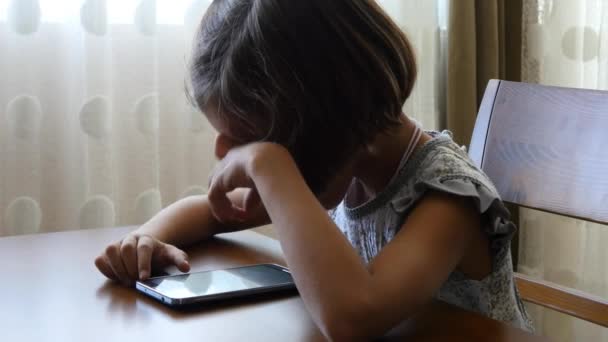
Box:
[214,134,234,159]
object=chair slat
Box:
[474,80,608,225]
[515,273,608,327]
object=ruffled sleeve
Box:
[390,140,517,256]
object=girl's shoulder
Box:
[341,130,511,226]
[397,130,514,237]
[410,130,496,192]
[400,131,534,331]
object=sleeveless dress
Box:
[329,130,534,331]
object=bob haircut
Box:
[189,0,417,195]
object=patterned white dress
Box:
[330,131,534,332]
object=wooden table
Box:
[0,227,548,341]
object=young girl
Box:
[95,0,533,339]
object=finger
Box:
[120,235,139,280]
[208,172,241,223]
[163,244,191,273]
[95,255,118,281]
[207,168,215,189]
[243,188,261,213]
[105,243,131,285]
[137,235,155,280]
[208,162,225,189]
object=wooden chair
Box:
[469,80,608,328]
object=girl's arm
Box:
[135,190,270,248]
[95,189,270,284]
[209,143,481,341]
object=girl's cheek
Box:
[318,179,352,209]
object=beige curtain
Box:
[520,1,608,341]
[447,0,523,263]
[0,1,217,236]
[0,1,447,236]
[449,1,608,341]
[447,0,522,146]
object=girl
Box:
[95,0,533,339]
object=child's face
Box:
[204,110,250,160]
[316,161,357,210]
[205,110,355,210]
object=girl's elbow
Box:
[317,304,379,341]
[317,302,418,341]
[320,319,370,342]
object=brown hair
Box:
[189,0,417,194]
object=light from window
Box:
[0,0,207,25]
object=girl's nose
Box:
[214,134,235,159]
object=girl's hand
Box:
[207,142,288,224]
[95,233,190,286]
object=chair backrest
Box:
[469,80,608,327]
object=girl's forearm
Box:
[134,196,219,247]
[135,192,270,248]
[250,148,376,339]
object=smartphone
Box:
[136,264,296,306]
